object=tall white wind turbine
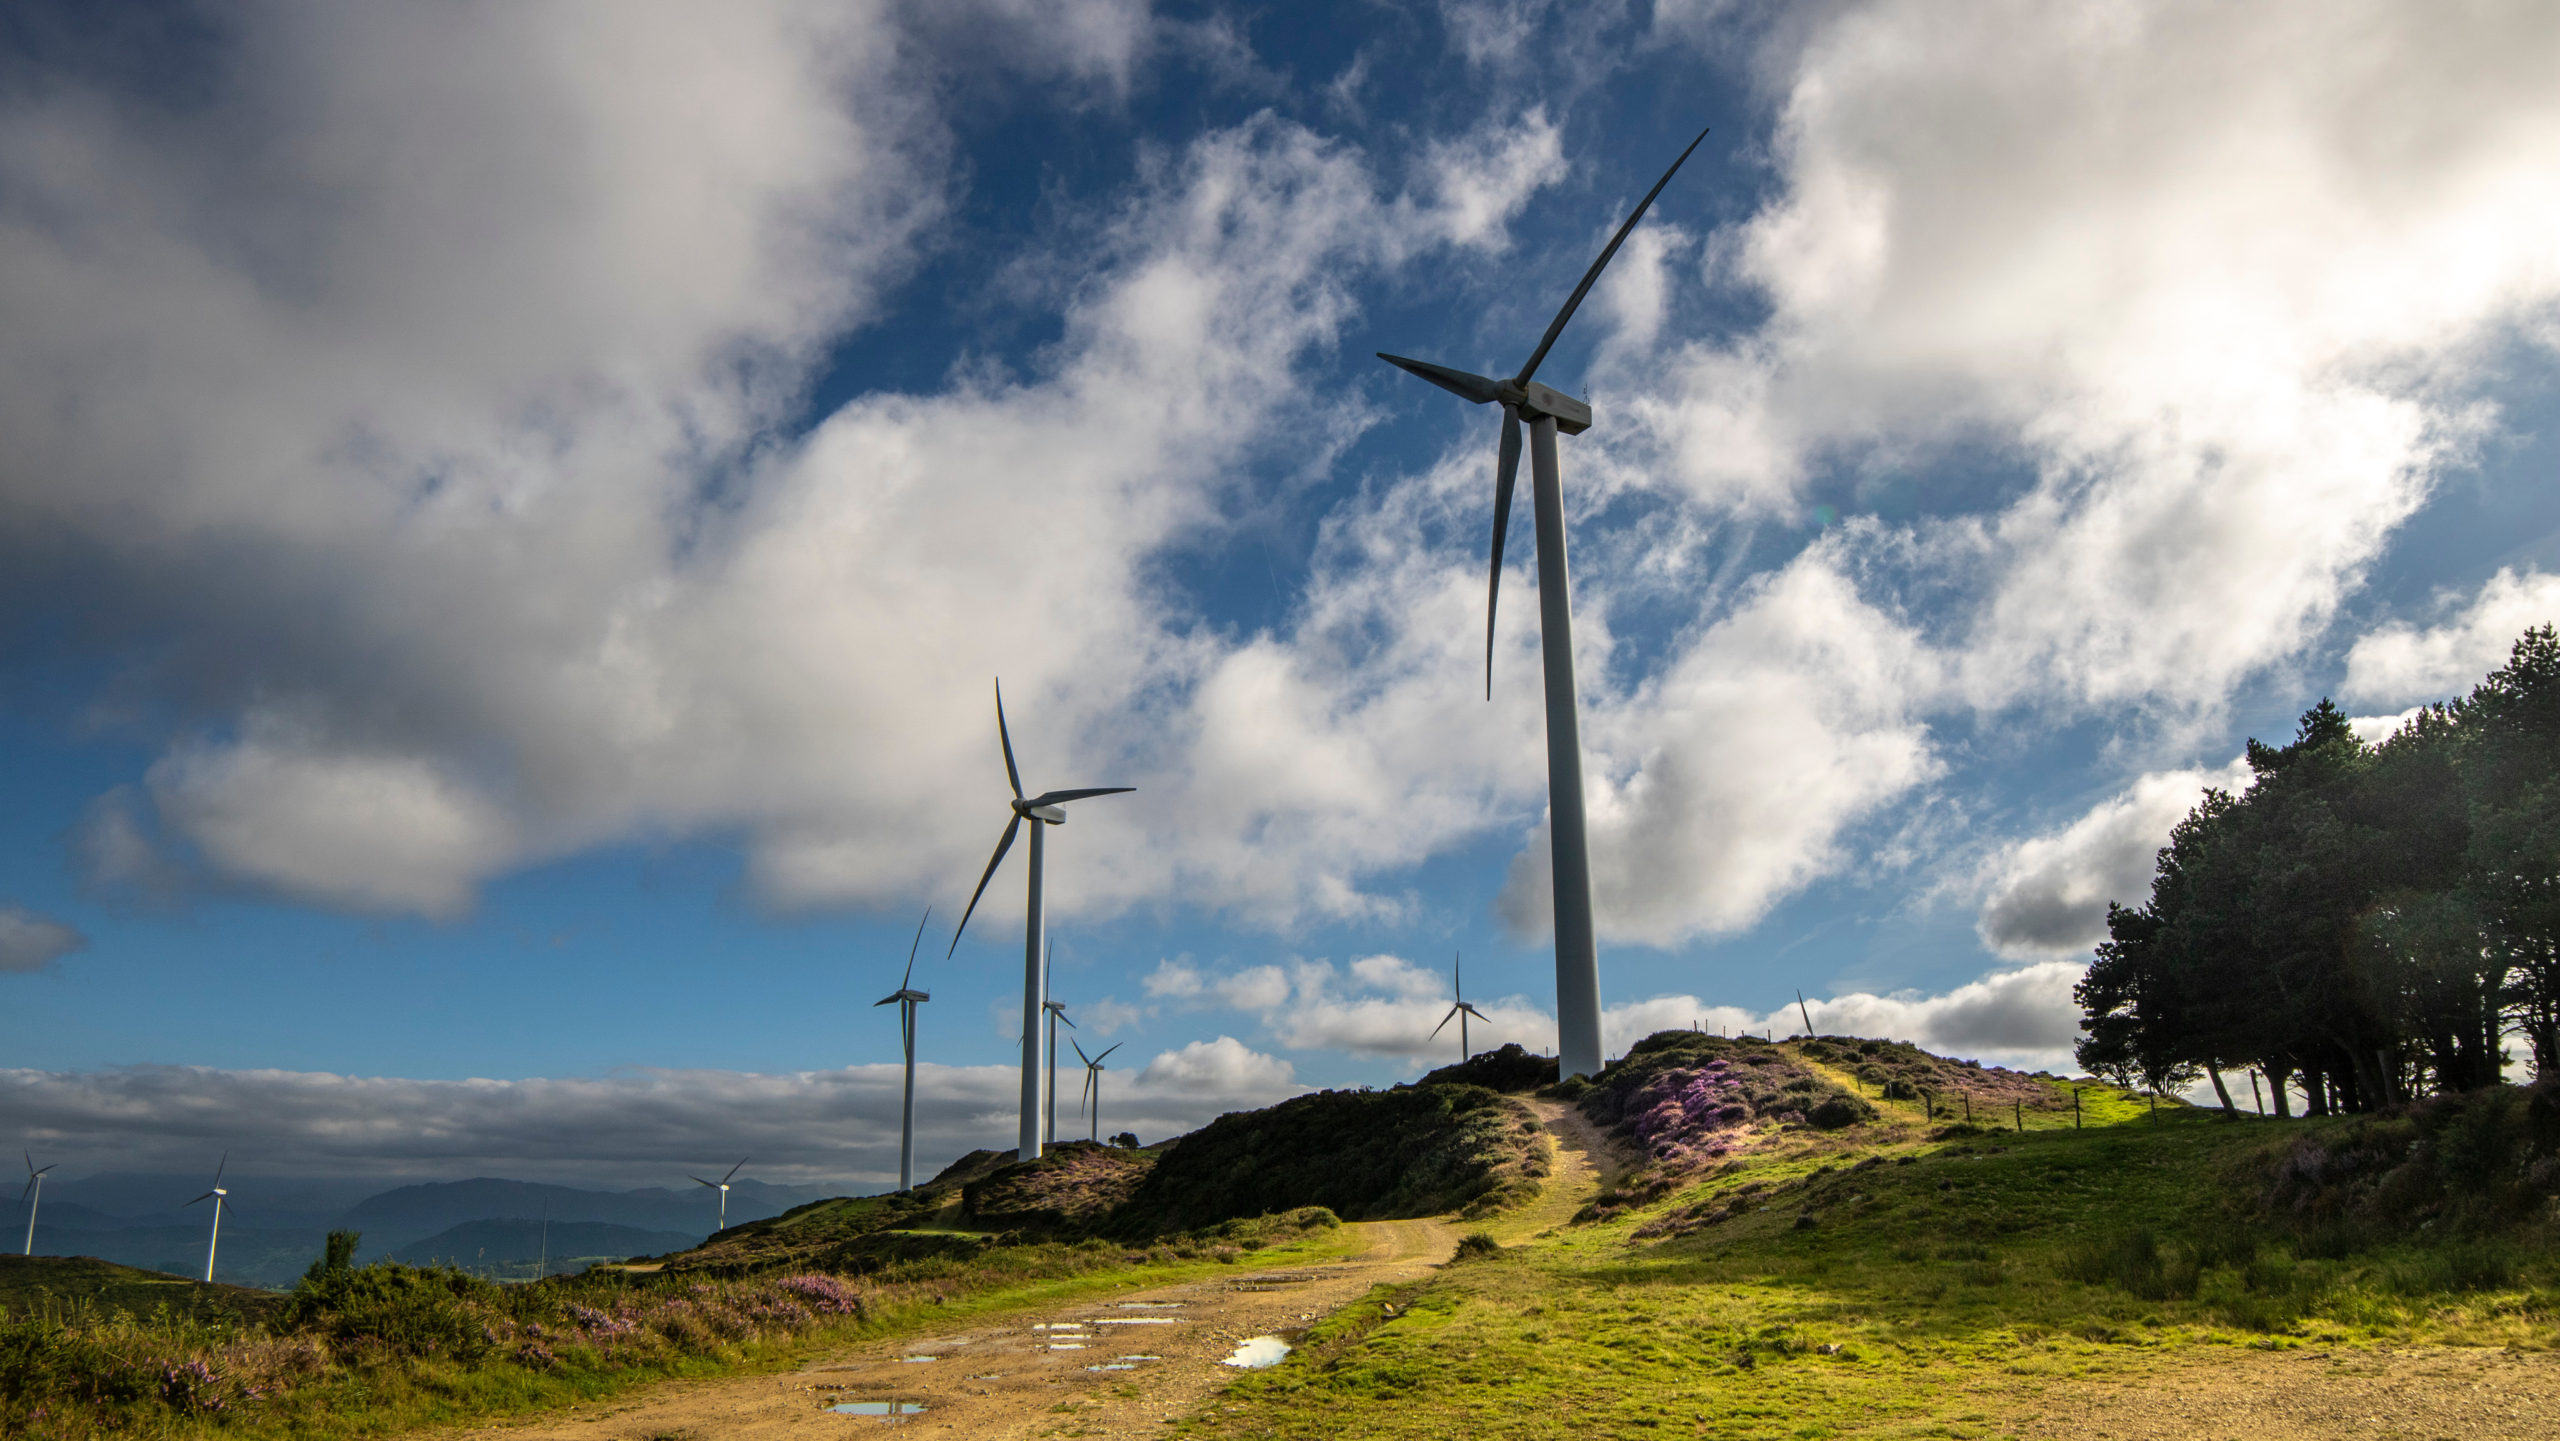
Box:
[1074,1039,1122,1142]
[691,1158,746,1231]
[20,1154,54,1256]
[874,907,934,1191]
[1043,995,1076,1146]
[184,1154,230,1283]
[947,680,1133,1163]
[1378,126,1709,1080]
[1431,951,1490,1064]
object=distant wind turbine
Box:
[184,1154,230,1283]
[948,680,1133,1162]
[21,1153,54,1256]
[1431,951,1490,1064]
[1074,1039,1122,1142]
[874,907,934,1190]
[691,1158,746,1231]
[1043,993,1076,1146]
[1377,125,1709,1081]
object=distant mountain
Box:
[387,1218,700,1278]
[28,1223,329,1291]
[337,1177,831,1253]
[39,1171,380,1229]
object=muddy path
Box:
[2008,1342,2560,1440]
[438,1218,1454,1441]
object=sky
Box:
[6,0,2560,1195]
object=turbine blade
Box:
[187,1191,214,1206]
[1096,1043,1120,1063]
[1024,786,1135,807]
[1461,1002,1489,1020]
[212,1152,226,1187]
[723,1158,746,1184]
[1058,1012,1077,1029]
[1514,125,1711,387]
[947,815,1023,957]
[1485,407,1520,699]
[901,905,931,991]
[874,992,903,1007]
[1431,1005,1461,1038]
[690,1176,715,1188]
[995,680,1024,801]
[1073,1038,1093,1065]
[1376,353,1503,405]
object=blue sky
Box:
[6,0,2559,1191]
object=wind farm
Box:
[11,5,2560,1438]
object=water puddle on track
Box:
[826,1399,930,1418]
[1221,1335,1292,1369]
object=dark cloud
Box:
[0,903,86,973]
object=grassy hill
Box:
[0,1254,286,1325]
[386,1219,701,1278]
[1191,1039,2560,1441]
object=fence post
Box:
[2073,1088,2083,1130]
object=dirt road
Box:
[2009,1343,2560,1440]
[440,1217,1453,1441]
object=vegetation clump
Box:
[2079,627,2560,1110]
[963,1140,1160,1231]
[1418,1043,1558,1093]
[1114,1084,1543,1234]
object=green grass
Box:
[1186,1075,2560,1441]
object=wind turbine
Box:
[1043,995,1076,1147]
[1377,125,1709,1081]
[874,907,934,1190]
[690,1158,746,1232]
[1074,1039,1122,1142]
[948,680,1133,1162]
[184,1154,230,1283]
[1431,951,1491,1064]
[21,1154,54,1256]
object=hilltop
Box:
[0,1253,286,1325]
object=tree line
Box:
[2076,627,2560,1114]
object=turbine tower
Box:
[1074,1039,1122,1142]
[948,679,1133,1163]
[1043,994,1075,1146]
[184,1154,230,1283]
[691,1158,746,1231]
[873,908,934,1191]
[1377,125,1708,1080]
[21,1154,54,1256]
[1431,951,1490,1064]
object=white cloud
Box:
[1977,757,2252,959]
[0,904,87,974]
[2344,567,2560,707]
[1507,549,1941,944]
[1636,0,2560,718]
[1133,1036,1300,1094]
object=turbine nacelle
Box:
[1375,355,1592,433]
[875,987,932,1006]
[1015,801,1068,823]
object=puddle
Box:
[897,1355,937,1363]
[1044,1342,1087,1350]
[1221,1335,1292,1369]
[1096,1316,1180,1325]
[1086,1353,1164,1372]
[826,1399,930,1417]
[1116,1300,1187,1309]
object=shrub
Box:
[1450,1232,1502,1261]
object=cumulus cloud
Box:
[1635,0,2560,717]
[1151,953,1554,1062]
[0,904,87,974]
[0,1048,1304,1190]
[2344,567,2560,707]
[1977,757,2253,959]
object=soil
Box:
[435,1217,1453,1441]
[2008,1344,2560,1440]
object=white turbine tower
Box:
[1074,1039,1122,1142]
[1431,951,1490,1064]
[874,908,934,1191]
[1043,995,1076,1146]
[184,1154,230,1283]
[1379,126,1709,1080]
[691,1158,746,1231]
[21,1154,55,1256]
[947,680,1133,1163]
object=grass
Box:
[1184,1053,2560,1441]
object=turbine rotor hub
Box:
[1511,380,1592,434]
